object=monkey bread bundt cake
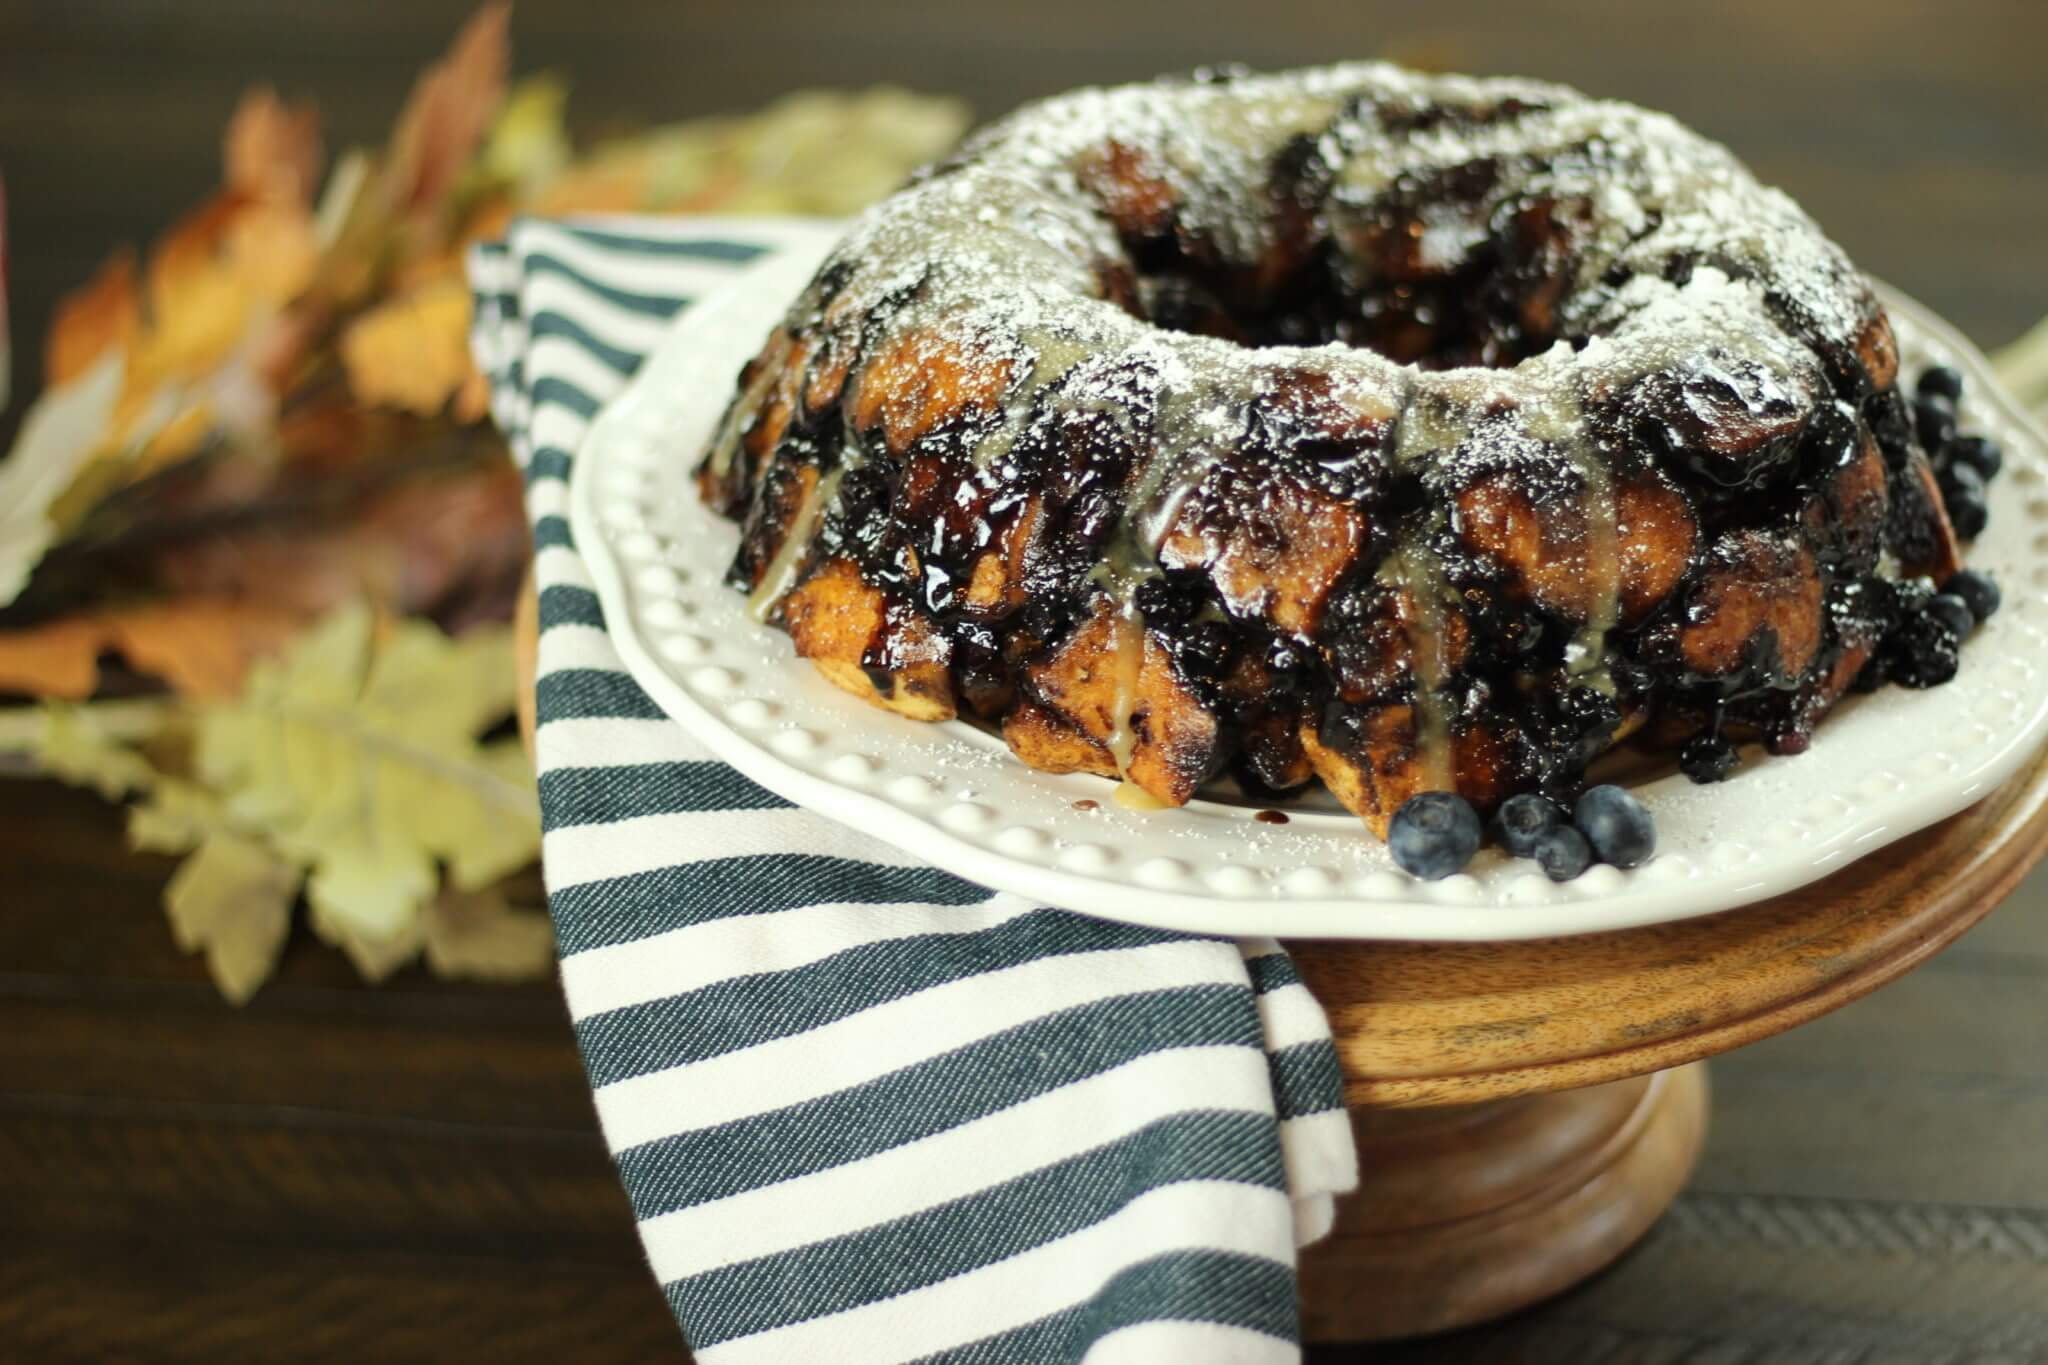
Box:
[694,62,1988,843]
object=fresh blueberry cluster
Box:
[1916,365,2003,541]
[1388,784,1655,883]
[1854,365,2005,696]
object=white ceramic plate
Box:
[571,221,2048,941]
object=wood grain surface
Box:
[6,1,2048,1360]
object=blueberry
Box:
[1264,637,1307,695]
[1915,393,1957,451]
[1850,652,1891,693]
[1927,593,1976,641]
[1948,435,2003,482]
[1133,572,1205,626]
[1941,460,1984,500]
[1491,792,1564,858]
[1175,620,1235,678]
[1533,825,1593,882]
[1573,784,1656,868]
[1939,467,1989,539]
[1679,733,1738,784]
[1917,365,1965,403]
[1946,568,2001,623]
[1388,791,1482,881]
[1887,611,1961,688]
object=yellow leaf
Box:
[29,702,168,800]
[226,203,320,307]
[225,86,324,206]
[305,832,438,960]
[338,276,478,416]
[480,74,571,194]
[128,776,235,856]
[193,603,539,975]
[424,886,553,983]
[164,833,299,1005]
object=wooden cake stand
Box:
[1293,741,2048,1340]
[512,583,2048,1342]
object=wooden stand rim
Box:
[1293,739,2048,1108]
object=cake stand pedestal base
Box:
[1299,1064,1708,1341]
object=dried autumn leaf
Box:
[383,1,511,224]
[226,203,320,307]
[164,833,299,1005]
[225,86,324,206]
[193,603,538,969]
[137,194,261,384]
[0,350,125,607]
[146,455,531,623]
[339,276,485,419]
[478,74,570,196]
[0,598,303,701]
[310,897,425,984]
[423,885,553,982]
[27,701,169,799]
[47,251,140,387]
[128,775,235,856]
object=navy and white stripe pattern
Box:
[470,216,1358,1365]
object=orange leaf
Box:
[114,601,304,698]
[225,86,324,206]
[384,2,512,222]
[338,276,478,417]
[0,600,304,701]
[47,251,140,386]
[533,157,654,216]
[0,617,105,698]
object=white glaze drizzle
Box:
[746,467,842,622]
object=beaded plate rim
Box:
[569,222,2048,941]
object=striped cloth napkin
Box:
[468,216,1358,1365]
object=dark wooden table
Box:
[5,1,2048,1360]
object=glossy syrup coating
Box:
[695,63,1964,837]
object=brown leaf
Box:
[225,86,324,206]
[47,251,140,386]
[0,599,303,700]
[383,1,512,222]
[147,457,530,622]
[423,886,553,982]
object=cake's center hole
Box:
[1113,203,1573,371]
